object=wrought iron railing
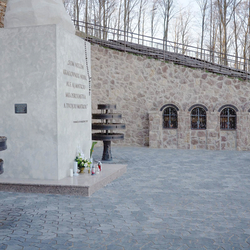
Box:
[73,20,250,74]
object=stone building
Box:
[91,45,250,151]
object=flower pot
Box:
[0,159,4,175]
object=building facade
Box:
[91,44,250,151]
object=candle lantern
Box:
[73,161,79,176]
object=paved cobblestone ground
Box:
[1,146,250,249]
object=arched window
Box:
[220,107,236,130]
[162,107,178,129]
[191,107,206,129]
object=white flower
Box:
[84,163,88,167]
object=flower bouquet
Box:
[75,154,91,173]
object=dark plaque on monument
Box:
[15,104,27,114]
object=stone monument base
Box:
[0,164,127,196]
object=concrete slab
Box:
[0,164,127,196]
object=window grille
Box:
[220,108,236,130]
[163,107,178,129]
[191,107,206,129]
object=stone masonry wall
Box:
[91,44,250,150]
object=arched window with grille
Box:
[191,107,206,129]
[162,106,178,129]
[220,107,237,130]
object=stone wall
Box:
[0,0,6,28]
[91,44,250,150]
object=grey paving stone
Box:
[1,147,250,249]
[117,245,141,250]
[0,245,7,250]
[139,241,156,249]
[0,230,13,236]
[5,245,23,250]
[106,244,124,250]
[70,242,89,248]
[22,247,39,250]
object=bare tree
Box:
[89,0,116,39]
[236,0,250,70]
[64,0,75,18]
[116,0,123,39]
[208,0,216,62]
[85,0,88,34]
[172,9,192,54]
[150,0,159,44]
[64,0,84,30]
[75,0,80,30]
[137,0,148,43]
[62,0,250,73]
[215,0,241,65]
[106,0,117,38]
[123,0,131,39]
[159,0,174,49]
[123,0,140,40]
[232,0,242,68]
[196,0,208,59]
[180,10,192,54]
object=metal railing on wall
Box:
[74,20,250,78]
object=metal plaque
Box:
[15,104,27,114]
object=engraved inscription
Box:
[66,81,86,89]
[63,69,86,80]
[64,103,88,109]
[65,92,86,99]
[73,120,88,123]
[72,83,86,89]
[67,60,84,69]
[63,59,88,118]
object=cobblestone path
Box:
[1,146,250,249]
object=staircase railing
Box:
[73,20,250,74]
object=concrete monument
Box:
[4,0,75,34]
[0,0,92,180]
